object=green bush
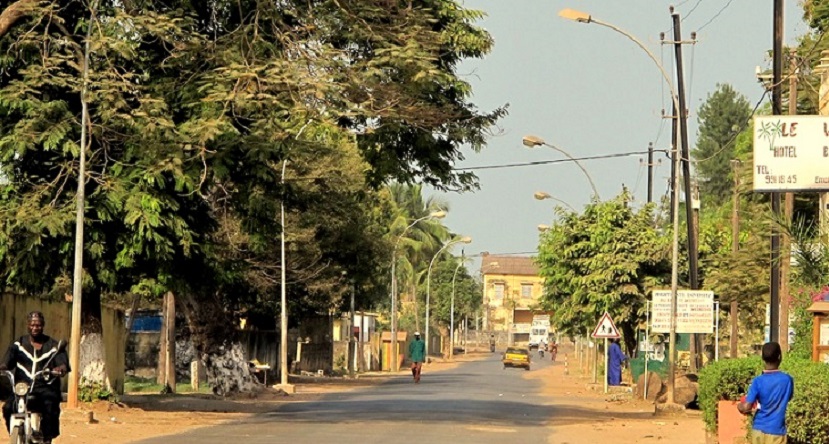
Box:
[781,358,829,444]
[698,356,829,444]
[698,356,762,432]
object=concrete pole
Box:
[68,1,97,408]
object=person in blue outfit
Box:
[607,338,627,386]
[738,341,794,444]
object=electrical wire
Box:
[690,89,769,165]
[696,0,736,33]
[454,150,665,172]
[682,0,705,23]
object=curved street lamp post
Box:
[523,135,601,200]
[534,191,577,212]
[390,210,446,372]
[559,7,684,403]
[425,236,472,358]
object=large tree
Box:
[692,83,751,207]
[0,0,503,394]
[536,192,670,354]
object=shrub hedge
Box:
[697,356,829,444]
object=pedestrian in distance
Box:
[409,332,426,383]
[737,341,794,444]
[607,338,627,386]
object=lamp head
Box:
[429,210,447,219]
[537,224,550,232]
[534,191,552,200]
[459,236,472,244]
[522,135,545,148]
[559,8,592,23]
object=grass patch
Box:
[125,375,213,394]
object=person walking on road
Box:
[607,338,627,386]
[409,332,426,383]
[737,341,794,444]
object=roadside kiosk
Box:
[807,300,829,364]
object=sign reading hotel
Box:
[651,290,714,334]
[753,116,829,192]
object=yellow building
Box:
[480,254,551,345]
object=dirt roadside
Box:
[56,350,707,444]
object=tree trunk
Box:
[180,292,259,396]
[78,291,110,390]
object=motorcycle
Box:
[4,342,64,444]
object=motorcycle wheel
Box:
[9,425,23,444]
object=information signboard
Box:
[651,290,714,334]
[753,116,829,192]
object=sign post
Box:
[591,312,621,394]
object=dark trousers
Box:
[411,362,423,382]
[3,390,62,440]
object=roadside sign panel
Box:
[753,116,829,192]
[591,312,621,339]
[651,290,714,333]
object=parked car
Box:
[502,347,531,371]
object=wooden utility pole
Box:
[780,50,797,351]
[672,12,701,371]
[647,142,655,204]
[769,0,784,344]
[730,159,741,358]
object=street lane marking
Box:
[466,426,517,433]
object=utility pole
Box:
[644,142,655,204]
[671,12,701,371]
[730,159,741,358]
[819,51,829,254]
[769,0,784,343]
[780,49,797,351]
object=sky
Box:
[428,0,808,268]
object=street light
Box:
[537,224,550,232]
[426,236,472,357]
[390,210,447,372]
[559,7,684,405]
[523,135,601,199]
[534,191,577,212]
[450,254,466,361]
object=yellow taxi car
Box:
[502,346,531,371]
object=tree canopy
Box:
[535,191,670,352]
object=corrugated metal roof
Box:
[481,255,538,276]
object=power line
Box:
[696,0,736,32]
[455,150,664,172]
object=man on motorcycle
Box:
[1,311,69,443]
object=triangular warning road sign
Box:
[591,312,621,339]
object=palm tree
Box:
[386,183,451,330]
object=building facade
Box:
[480,254,551,346]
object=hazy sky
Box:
[428,0,807,267]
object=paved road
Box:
[134,350,558,444]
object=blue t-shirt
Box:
[745,370,794,436]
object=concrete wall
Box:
[0,293,125,394]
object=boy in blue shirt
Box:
[737,341,794,444]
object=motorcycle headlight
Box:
[13,382,29,396]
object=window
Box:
[494,283,505,300]
[521,283,533,298]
